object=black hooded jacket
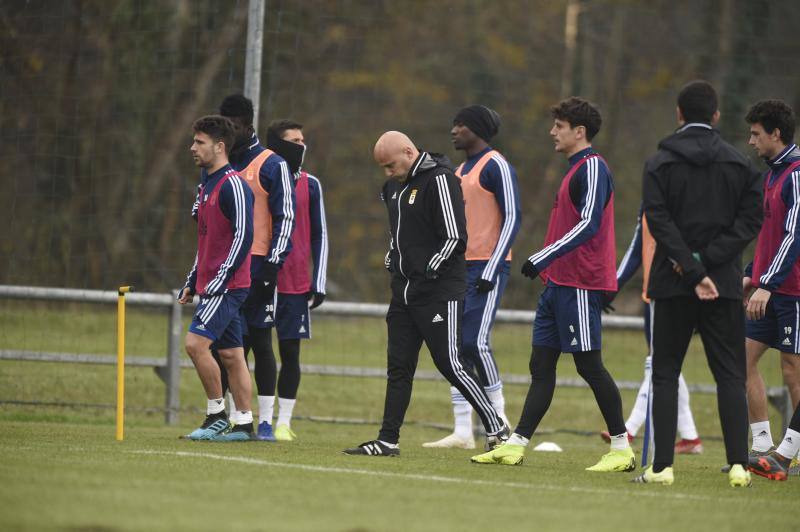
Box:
[382,152,467,305]
[642,124,763,299]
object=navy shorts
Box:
[533,283,603,352]
[276,293,311,340]
[189,288,249,349]
[241,259,276,331]
[241,288,276,332]
[746,292,800,353]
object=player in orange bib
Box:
[423,106,521,449]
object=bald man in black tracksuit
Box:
[344,131,508,456]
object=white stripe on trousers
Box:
[476,283,501,386]
[446,300,500,433]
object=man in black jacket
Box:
[343,131,508,456]
[634,81,762,486]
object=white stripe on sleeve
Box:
[482,155,518,280]
[761,171,800,286]
[269,161,295,264]
[205,174,247,294]
[428,174,461,271]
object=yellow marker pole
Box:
[116,286,133,441]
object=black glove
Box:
[252,261,279,301]
[251,279,275,303]
[475,278,495,294]
[520,260,539,280]
[307,291,326,310]
[601,291,617,313]
[425,264,440,280]
[256,261,279,284]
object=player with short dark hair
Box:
[551,97,602,141]
[181,115,256,441]
[632,80,762,486]
[741,99,800,469]
[218,94,296,442]
[267,119,305,140]
[677,80,719,124]
[423,105,520,449]
[254,118,328,441]
[746,100,795,145]
[472,97,634,471]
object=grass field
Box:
[1,299,797,531]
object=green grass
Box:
[0,299,797,530]
[0,421,796,532]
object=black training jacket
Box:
[642,124,763,300]
[382,152,467,305]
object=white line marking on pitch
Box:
[129,450,761,504]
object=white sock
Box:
[226,391,237,414]
[485,386,507,425]
[776,428,800,460]
[507,433,529,447]
[626,368,651,435]
[625,380,650,436]
[676,373,699,440]
[610,432,631,451]
[276,397,296,427]
[453,401,473,438]
[451,386,473,438]
[235,410,253,425]
[751,420,774,452]
[258,395,275,425]
[379,440,399,449]
[207,397,225,415]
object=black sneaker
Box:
[485,424,510,451]
[343,440,400,456]
[721,447,774,473]
[185,412,230,440]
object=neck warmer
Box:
[266,130,306,175]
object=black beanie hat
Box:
[453,105,501,142]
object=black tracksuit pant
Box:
[379,298,504,444]
[651,296,748,469]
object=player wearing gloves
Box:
[472,98,633,472]
[218,95,295,442]
[424,105,521,449]
[256,119,329,441]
